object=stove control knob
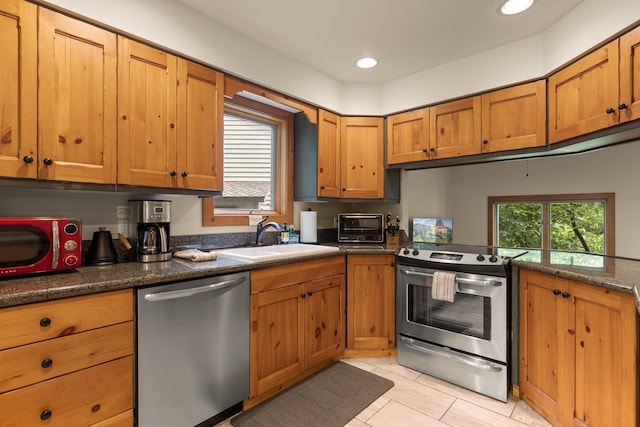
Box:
[489,255,499,263]
[412,249,420,256]
[476,254,485,262]
[403,249,410,255]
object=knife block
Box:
[386,231,400,245]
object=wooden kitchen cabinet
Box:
[340,117,385,198]
[519,269,637,427]
[619,24,640,124]
[249,257,345,401]
[317,109,342,197]
[0,289,134,427]
[386,107,430,164]
[345,255,396,356]
[0,0,37,180]
[38,8,117,184]
[480,80,546,153]
[429,96,482,159]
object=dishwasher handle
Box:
[144,276,246,302]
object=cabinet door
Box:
[117,37,177,187]
[304,274,345,368]
[619,25,640,124]
[250,285,304,398]
[0,0,37,179]
[481,81,546,153]
[548,40,619,143]
[429,96,481,159]
[38,9,117,183]
[317,109,341,197]
[519,269,573,427]
[570,280,637,427]
[176,59,223,190]
[346,255,395,352]
[340,117,384,198]
[386,108,430,164]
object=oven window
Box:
[0,226,49,267]
[407,284,491,340]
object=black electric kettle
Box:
[85,227,118,265]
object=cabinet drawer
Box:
[0,356,133,427]
[0,289,132,350]
[0,322,133,393]
[90,409,133,427]
[251,256,345,293]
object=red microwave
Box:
[0,217,82,278]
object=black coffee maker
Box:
[128,200,172,262]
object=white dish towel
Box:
[173,249,218,262]
[431,271,457,302]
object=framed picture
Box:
[412,218,453,244]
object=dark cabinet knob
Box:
[430,147,435,152]
[482,139,488,145]
[40,410,52,420]
[553,289,561,296]
[300,294,306,299]
[606,107,615,114]
[40,317,52,327]
[43,158,53,166]
[307,291,313,296]
[561,291,571,299]
[170,170,177,177]
[320,185,325,190]
[181,171,188,178]
[422,148,428,153]
[342,188,346,192]
[41,358,53,369]
[619,103,628,110]
[23,155,34,164]
[390,262,395,267]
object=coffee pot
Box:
[128,200,172,263]
[85,227,118,265]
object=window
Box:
[202,99,294,227]
[488,193,615,264]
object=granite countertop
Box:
[0,244,398,308]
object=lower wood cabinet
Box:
[0,289,134,427]
[249,256,346,401]
[519,268,637,427]
[346,254,396,356]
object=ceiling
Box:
[174,0,584,84]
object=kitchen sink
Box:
[216,243,339,261]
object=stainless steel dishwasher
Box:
[136,271,249,427]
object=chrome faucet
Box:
[256,216,287,246]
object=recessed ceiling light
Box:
[500,0,534,15]
[356,57,378,69]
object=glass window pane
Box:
[217,113,275,211]
[496,203,542,249]
[550,202,605,254]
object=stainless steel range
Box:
[395,244,512,402]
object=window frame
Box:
[487,193,615,256]
[202,98,294,227]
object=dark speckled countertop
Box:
[0,245,398,308]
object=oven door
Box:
[396,265,507,363]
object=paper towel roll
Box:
[300,211,317,243]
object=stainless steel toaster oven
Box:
[337,213,384,243]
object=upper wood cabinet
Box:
[619,25,640,124]
[386,108,430,164]
[0,0,37,180]
[480,80,546,153]
[317,109,341,198]
[176,60,224,190]
[519,268,637,427]
[340,117,384,198]
[38,8,117,184]
[429,96,482,159]
[117,37,177,188]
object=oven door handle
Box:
[399,336,504,372]
[400,270,502,287]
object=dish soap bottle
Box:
[289,227,299,244]
[280,223,290,244]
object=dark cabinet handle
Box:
[23,155,34,164]
[562,291,571,299]
[430,147,435,152]
[482,139,488,145]
[170,170,177,177]
[606,107,615,114]
[40,410,52,420]
[422,148,427,153]
[40,317,52,327]
[300,294,306,299]
[43,158,53,166]
[320,185,325,190]
[390,262,395,267]
[41,358,53,369]
[181,171,188,178]
[307,291,313,296]
[553,289,561,296]
[619,103,628,110]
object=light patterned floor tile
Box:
[357,357,422,381]
[356,395,390,421]
[341,358,377,372]
[510,400,554,427]
[345,417,372,427]
[441,399,531,427]
[367,400,450,427]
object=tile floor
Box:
[216,357,553,427]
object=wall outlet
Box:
[116,205,129,220]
